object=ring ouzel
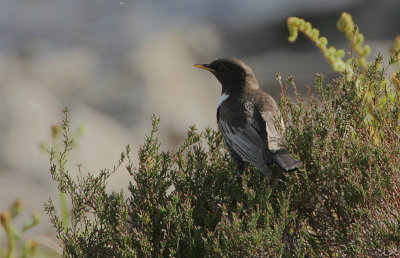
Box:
[195,57,302,176]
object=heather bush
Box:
[45,13,400,257]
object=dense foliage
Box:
[45,14,400,256]
[46,60,399,256]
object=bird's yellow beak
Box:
[194,64,215,73]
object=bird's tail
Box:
[272,149,302,172]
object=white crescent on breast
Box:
[217,93,229,108]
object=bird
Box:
[195,57,301,177]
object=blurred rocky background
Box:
[0,0,399,237]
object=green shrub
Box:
[45,14,400,257]
[278,72,400,256]
[45,83,400,256]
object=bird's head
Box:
[195,57,258,94]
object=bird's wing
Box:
[218,118,268,170]
[260,110,286,153]
[260,110,302,171]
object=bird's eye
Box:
[219,66,226,73]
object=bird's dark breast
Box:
[217,96,267,138]
[217,98,249,128]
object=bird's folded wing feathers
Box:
[260,111,285,152]
[219,119,267,169]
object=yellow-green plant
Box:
[287,16,348,73]
[0,200,40,258]
[337,12,371,69]
[390,35,400,87]
[287,12,400,144]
